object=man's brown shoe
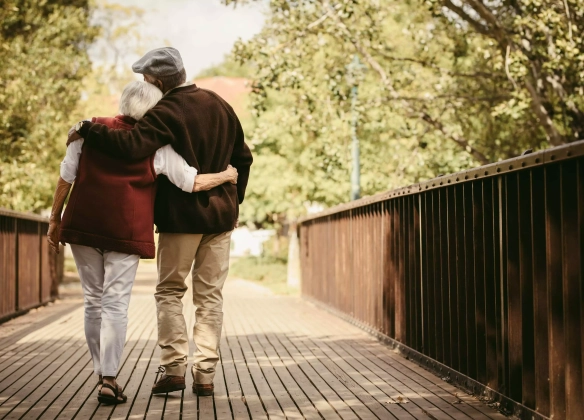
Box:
[193,383,214,396]
[152,374,186,394]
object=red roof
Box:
[193,76,251,116]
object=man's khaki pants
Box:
[155,231,232,384]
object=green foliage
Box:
[0,0,97,211]
[0,1,148,212]
[224,0,583,227]
[427,0,584,146]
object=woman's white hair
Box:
[118,81,162,120]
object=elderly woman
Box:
[47,81,236,405]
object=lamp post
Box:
[347,54,365,201]
[350,83,360,201]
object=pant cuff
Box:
[193,368,215,384]
[164,365,187,377]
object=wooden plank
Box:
[272,290,507,420]
[240,298,350,420]
[241,320,325,418]
[326,337,469,420]
[54,370,99,419]
[0,307,80,364]
[236,328,303,420]
[3,347,90,419]
[220,335,251,419]
[126,345,162,419]
[162,391,184,420]
[301,342,415,419]
[214,348,235,420]
[228,309,288,420]
[303,298,505,419]
[180,377,198,420]
[264,300,412,420]
[224,333,268,419]
[0,326,87,414]
[36,362,93,419]
[144,366,167,420]
[343,330,507,419]
[293,286,506,420]
[290,306,459,420]
[226,287,303,419]
[0,309,84,380]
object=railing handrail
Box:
[299,140,584,223]
[0,208,49,223]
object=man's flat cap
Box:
[132,47,184,77]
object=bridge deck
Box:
[0,264,507,420]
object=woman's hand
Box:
[47,219,61,254]
[225,165,238,184]
[47,177,73,253]
[67,123,82,146]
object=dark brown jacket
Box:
[79,84,253,234]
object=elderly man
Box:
[69,47,253,396]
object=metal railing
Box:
[0,209,63,323]
[298,141,584,420]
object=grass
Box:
[228,256,298,296]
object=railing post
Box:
[14,219,19,312]
[418,193,424,355]
[380,201,385,332]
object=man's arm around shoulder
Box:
[69,103,179,160]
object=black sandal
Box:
[97,383,128,405]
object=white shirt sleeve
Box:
[153,145,197,193]
[59,139,85,184]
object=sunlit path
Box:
[0,263,507,420]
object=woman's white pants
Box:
[70,245,140,377]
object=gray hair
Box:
[118,81,162,120]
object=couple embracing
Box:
[47,48,253,404]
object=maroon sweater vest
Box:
[60,115,157,258]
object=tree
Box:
[431,0,584,145]
[0,0,97,212]
[0,1,149,212]
[223,0,583,226]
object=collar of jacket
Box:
[164,81,195,97]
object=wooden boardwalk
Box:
[0,264,508,420]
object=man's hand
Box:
[192,165,239,192]
[224,165,238,184]
[47,220,61,254]
[67,124,82,146]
